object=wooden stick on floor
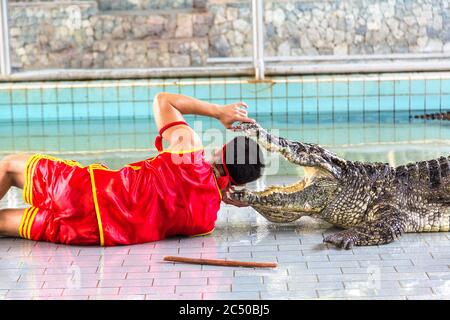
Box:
[163,256,277,268]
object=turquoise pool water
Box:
[0,74,449,174]
[1,74,449,122]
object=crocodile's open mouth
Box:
[261,166,332,194]
[255,144,337,197]
[255,177,306,197]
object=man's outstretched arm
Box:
[152,92,255,151]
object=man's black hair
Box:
[223,136,265,185]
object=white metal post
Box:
[252,0,265,80]
[0,0,11,76]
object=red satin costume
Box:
[19,123,222,246]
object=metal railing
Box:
[252,0,265,80]
[0,0,11,76]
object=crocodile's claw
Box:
[323,230,357,250]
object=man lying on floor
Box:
[0,93,264,246]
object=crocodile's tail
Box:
[414,111,450,120]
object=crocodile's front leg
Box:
[323,206,407,249]
[233,123,343,177]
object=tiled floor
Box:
[0,177,450,300]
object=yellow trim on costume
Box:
[125,165,141,170]
[23,155,40,204]
[89,164,115,172]
[18,207,31,238]
[89,165,105,246]
[63,159,83,167]
[90,163,107,168]
[26,207,39,239]
[160,147,204,155]
[28,155,42,206]
[211,173,223,200]
[191,228,215,237]
[22,155,35,203]
[20,207,34,239]
[144,157,158,165]
[20,207,29,238]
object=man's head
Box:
[211,136,265,189]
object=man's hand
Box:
[222,189,250,207]
[217,102,255,129]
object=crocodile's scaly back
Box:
[395,156,450,232]
[397,156,450,202]
[320,160,394,228]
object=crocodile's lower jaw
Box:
[252,205,306,223]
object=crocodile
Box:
[414,111,450,121]
[229,123,450,249]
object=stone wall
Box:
[208,0,253,58]
[9,1,214,69]
[264,0,450,56]
[7,0,450,71]
[10,2,98,69]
